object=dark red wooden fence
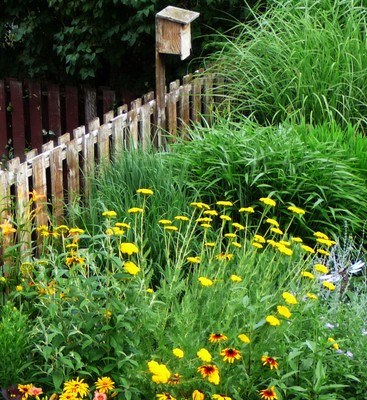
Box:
[0,78,118,161]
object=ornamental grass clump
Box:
[3,189,367,399]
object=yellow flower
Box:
[174,215,189,221]
[314,263,329,274]
[232,222,245,230]
[191,202,210,210]
[230,274,242,282]
[317,249,330,256]
[209,333,228,343]
[146,288,154,293]
[231,242,242,248]
[156,394,176,400]
[69,228,85,235]
[200,223,212,229]
[216,200,233,207]
[124,261,140,276]
[197,217,213,223]
[316,238,336,247]
[16,285,23,292]
[198,277,214,287]
[197,348,212,362]
[63,377,89,398]
[253,234,266,243]
[270,227,283,235]
[215,253,234,261]
[238,333,251,343]
[327,337,340,350]
[55,225,69,234]
[136,188,154,195]
[220,215,231,221]
[197,364,220,385]
[172,348,184,358]
[306,292,318,300]
[204,210,218,216]
[128,207,144,213]
[313,231,329,240]
[119,242,139,255]
[282,292,297,304]
[266,315,281,326]
[159,219,172,225]
[105,228,114,236]
[279,240,291,246]
[277,305,291,319]
[115,222,131,229]
[220,348,241,363]
[187,256,201,264]
[291,237,303,243]
[95,377,115,393]
[112,227,124,235]
[252,242,264,249]
[322,281,336,291]
[205,242,216,247]
[266,218,279,227]
[212,395,231,400]
[192,390,205,400]
[261,355,279,369]
[239,207,255,213]
[102,211,117,218]
[301,245,315,254]
[259,197,276,207]
[148,361,171,384]
[224,233,237,238]
[301,271,315,280]
[287,206,306,215]
[164,225,178,231]
[276,244,293,256]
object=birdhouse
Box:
[156,6,200,60]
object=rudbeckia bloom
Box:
[220,348,241,363]
[63,377,89,397]
[18,385,32,398]
[168,373,182,384]
[60,393,78,400]
[261,356,279,369]
[192,390,205,400]
[119,242,139,255]
[277,305,291,319]
[197,364,220,385]
[124,261,140,276]
[199,277,214,287]
[136,188,154,195]
[209,333,228,343]
[197,348,212,362]
[156,394,176,400]
[266,316,281,326]
[238,333,251,343]
[172,348,184,358]
[259,386,278,399]
[212,395,231,400]
[259,197,276,207]
[282,292,297,304]
[322,281,336,291]
[95,377,115,393]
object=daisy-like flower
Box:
[287,205,305,215]
[232,222,245,230]
[322,281,336,291]
[301,271,315,280]
[212,395,231,400]
[63,377,89,398]
[259,386,278,399]
[159,219,172,225]
[266,218,279,227]
[197,348,212,362]
[197,364,220,385]
[306,292,318,300]
[239,206,255,213]
[192,390,205,400]
[93,392,107,400]
[282,292,297,304]
[216,201,233,207]
[313,231,329,240]
[277,305,291,319]
[261,356,279,369]
[119,242,139,255]
[291,236,303,243]
[59,393,78,400]
[187,256,201,264]
[156,394,176,400]
[191,202,210,210]
[124,261,140,276]
[327,337,340,350]
[102,211,117,218]
[148,361,171,384]
[18,385,32,398]
[238,333,251,343]
[168,373,182,385]
[128,207,144,213]
[314,264,329,274]
[266,316,281,326]
[209,333,228,343]
[220,348,241,363]
[175,215,189,221]
[230,274,242,282]
[136,188,154,195]
[259,197,276,207]
[199,277,214,287]
[301,245,315,254]
[95,377,115,393]
[172,348,184,358]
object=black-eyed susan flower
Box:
[277,305,291,319]
[301,271,315,280]
[63,377,89,398]
[314,264,329,274]
[230,274,242,282]
[261,356,279,369]
[322,281,336,291]
[168,373,182,384]
[287,205,305,215]
[59,393,78,400]
[259,197,276,207]
[192,390,205,400]
[220,348,241,363]
[136,188,154,195]
[197,364,220,385]
[209,333,228,343]
[266,315,281,326]
[124,261,140,276]
[102,211,117,218]
[198,277,214,287]
[238,333,251,343]
[156,394,176,400]
[119,242,139,255]
[197,348,212,362]
[18,384,33,398]
[282,292,297,304]
[239,207,255,213]
[212,395,231,400]
[148,361,171,384]
[259,386,278,399]
[172,348,184,358]
[95,377,115,393]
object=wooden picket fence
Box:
[0,71,217,263]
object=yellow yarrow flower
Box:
[317,249,330,256]
[164,225,178,231]
[174,215,189,221]
[204,210,218,216]
[198,277,214,287]
[322,281,336,291]
[306,292,318,300]
[301,245,315,254]
[224,233,237,238]
[216,200,233,207]
[287,205,306,215]
[259,197,276,207]
[239,207,255,213]
[124,261,140,276]
[266,315,281,326]
[277,305,291,319]
[271,227,283,235]
[136,188,154,195]
[254,234,266,243]
[313,231,329,240]
[316,238,336,247]
[187,256,201,264]
[301,271,315,280]
[314,263,329,274]
[102,211,117,218]
[291,236,303,243]
[232,222,245,230]
[159,219,172,225]
[119,242,139,255]
[282,292,297,304]
[252,242,264,249]
[266,218,279,227]
[191,202,210,210]
[220,215,231,221]
[128,207,144,213]
[148,361,171,384]
[230,274,242,282]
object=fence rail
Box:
[0,71,216,263]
